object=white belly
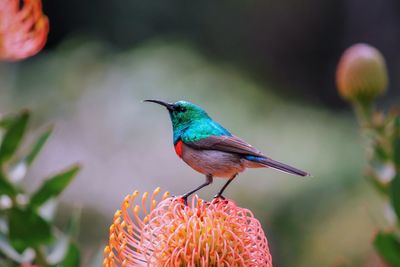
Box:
[180,143,246,178]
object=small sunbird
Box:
[145,100,310,203]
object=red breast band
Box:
[174,140,183,158]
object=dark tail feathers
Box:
[247,155,309,177]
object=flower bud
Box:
[336,43,388,102]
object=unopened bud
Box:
[336,43,388,102]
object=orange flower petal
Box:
[104,188,273,267]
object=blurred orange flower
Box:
[104,188,272,267]
[0,0,49,61]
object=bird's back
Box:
[181,118,232,143]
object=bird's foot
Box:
[180,195,189,206]
[213,194,226,200]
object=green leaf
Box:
[0,111,30,163]
[0,172,17,197]
[70,206,82,236]
[30,165,80,208]
[391,174,400,219]
[374,142,389,162]
[395,116,400,166]
[0,234,35,263]
[25,126,53,166]
[47,208,82,265]
[8,207,52,252]
[0,259,15,267]
[57,242,80,267]
[374,231,400,267]
[46,235,69,265]
[0,115,16,129]
[395,116,400,129]
[394,136,400,167]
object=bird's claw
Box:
[213,194,225,200]
[181,195,189,206]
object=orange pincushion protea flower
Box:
[104,188,272,267]
[0,0,49,61]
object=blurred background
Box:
[1,0,400,266]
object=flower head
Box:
[104,188,272,267]
[0,0,49,61]
[336,43,388,102]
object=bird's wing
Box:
[184,135,264,157]
[184,134,310,177]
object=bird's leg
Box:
[214,174,237,200]
[182,174,213,205]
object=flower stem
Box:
[35,247,49,267]
[353,99,373,128]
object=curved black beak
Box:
[144,99,175,111]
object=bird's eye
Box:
[175,106,186,112]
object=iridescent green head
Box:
[144,100,210,129]
[145,99,230,143]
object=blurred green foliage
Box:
[336,43,400,266]
[374,232,400,266]
[0,110,80,267]
[367,110,400,267]
[355,105,400,267]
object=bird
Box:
[144,99,309,203]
